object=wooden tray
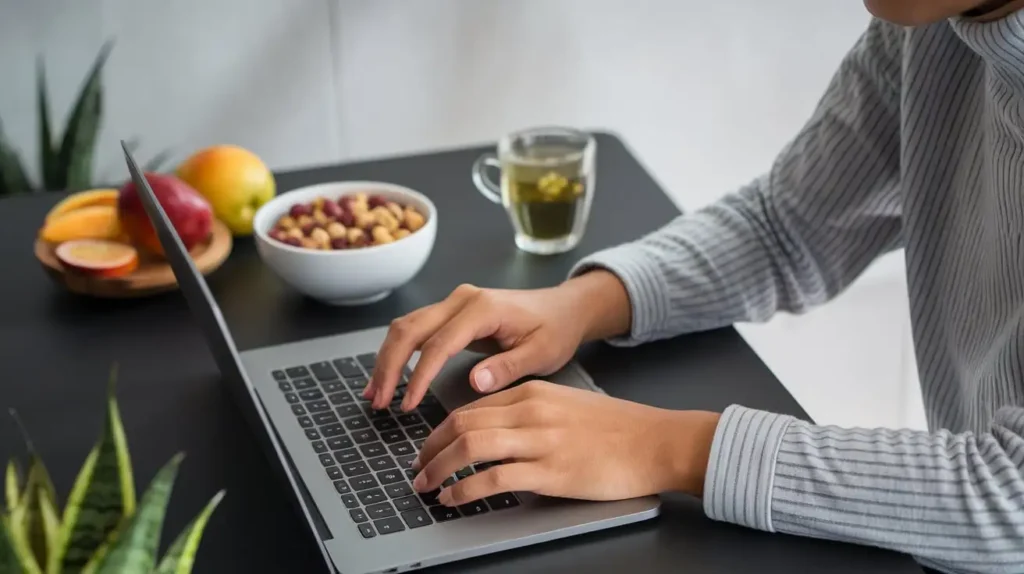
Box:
[35,220,233,298]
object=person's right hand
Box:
[365,270,631,412]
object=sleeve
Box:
[568,18,906,346]
[705,405,1024,574]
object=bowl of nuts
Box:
[253,181,436,305]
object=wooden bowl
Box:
[35,220,233,298]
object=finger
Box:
[401,296,503,411]
[437,463,546,507]
[413,428,545,492]
[468,338,552,395]
[370,293,470,409]
[415,404,524,471]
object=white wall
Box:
[0,0,924,430]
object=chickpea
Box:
[386,201,404,222]
[296,214,314,228]
[310,227,331,249]
[371,225,395,245]
[346,227,366,246]
[286,227,304,240]
[394,228,411,240]
[277,215,297,230]
[404,208,425,232]
[313,209,330,225]
[371,206,400,233]
[355,211,376,229]
[326,222,347,239]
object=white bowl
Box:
[253,181,437,306]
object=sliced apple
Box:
[55,239,139,278]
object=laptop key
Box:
[380,429,407,444]
[358,523,376,538]
[320,423,345,438]
[334,448,360,465]
[349,508,368,523]
[401,508,432,529]
[458,500,489,516]
[278,381,293,392]
[442,477,456,488]
[334,480,351,494]
[420,489,441,506]
[342,461,371,477]
[384,481,413,498]
[311,440,328,454]
[310,361,339,381]
[299,389,324,401]
[394,495,421,511]
[413,439,426,450]
[341,494,359,509]
[285,366,310,378]
[396,413,423,427]
[389,442,415,457]
[351,429,378,444]
[322,381,347,393]
[292,377,317,390]
[420,392,439,407]
[327,436,354,450]
[368,456,397,472]
[356,353,377,370]
[306,400,331,413]
[350,475,379,491]
[365,406,391,419]
[377,470,404,486]
[304,429,321,440]
[404,469,417,481]
[347,376,370,391]
[366,501,397,520]
[373,418,399,432]
[396,455,417,470]
[284,393,300,404]
[485,493,520,510]
[291,405,307,416]
[429,506,461,522]
[373,516,405,535]
[345,416,370,431]
[326,466,343,480]
[455,467,474,480]
[405,425,430,441]
[333,358,364,379]
[389,401,405,414]
[336,404,362,418]
[420,406,448,428]
[297,416,314,429]
[318,454,335,467]
[358,488,386,506]
[360,442,387,458]
[273,370,288,381]
[328,392,354,405]
[313,412,338,426]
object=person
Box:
[367,1,1024,573]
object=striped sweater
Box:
[570,14,1024,574]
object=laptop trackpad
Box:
[427,351,603,411]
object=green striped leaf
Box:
[38,484,60,565]
[18,457,58,569]
[5,460,21,512]
[0,517,21,572]
[54,364,136,574]
[92,453,184,574]
[7,505,43,574]
[56,39,112,192]
[37,56,59,191]
[0,119,33,196]
[154,490,225,574]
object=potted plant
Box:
[1,365,224,573]
[0,40,169,197]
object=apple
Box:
[176,144,276,236]
[118,172,213,256]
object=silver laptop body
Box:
[121,142,660,574]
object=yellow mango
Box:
[44,188,120,223]
[40,205,122,243]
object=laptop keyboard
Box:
[273,353,520,539]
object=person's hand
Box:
[366,270,632,411]
[410,380,721,506]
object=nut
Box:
[286,227,304,240]
[289,204,311,218]
[326,222,347,239]
[322,201,342,218]
[346,227,366,245]
[371,225,395,245]
[330,237,348,249]
[277,215,297,230]
[386,202,404,222]
[313,209,330,225]
[355,211,376,229]
[300,222,318,236]
[312,196,326,210]
[368,195,388,209]
[283,237,302,247]
[310,227,331,249]
[300,237,319,249]
[404,207,425,232]
[371,206,400,233]
[394,228,411,240]
[296,214,314,228]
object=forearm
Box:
[558,269,633,343]
[703,405,1024,574]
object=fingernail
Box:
[401,397,411,411]
[411,456,421,471]
[474,368,494,392]
[413,472,426,491]
[438,488,452,506]
[362,385,374,399]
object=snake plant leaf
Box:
[0,517,20,572]
[5,459,21,511]
[55,364,136,573]
[7,506,43,574]
[38,483,60,565]
[37,56,59,191]
[0,119,33,196]
[154,490,225,574]
[18,457,59,569]
[57,39,113,192]
[92,453,184,574]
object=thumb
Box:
[470,341,550,394]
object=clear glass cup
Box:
[472,127,596,255]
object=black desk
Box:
[0,133,921,573]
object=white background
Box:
[0,0,926,431]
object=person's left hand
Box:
[411,380,722,506]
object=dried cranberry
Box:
[337,210,355,227]
[300,222,319,236]
[322,201,342,218]
[339,196,354,212]
[368,195,388,209]
[284,237,302,247]
[330,237,349,250]
[289,203,312,218]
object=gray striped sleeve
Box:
[570,19,904,346]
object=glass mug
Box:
[472,127,596,255]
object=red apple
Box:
[118,172,213,256]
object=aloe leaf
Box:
[37,56,58,191]
[54,364,136,573]
[56,39,113,192]
[154,490,224,574]
[92,453,184,574]
[0,119,33,196]
[5,460,22,512]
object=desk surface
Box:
[0,133,921,573]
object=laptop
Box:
[120,141,660,573]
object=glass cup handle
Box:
[471,154,502,204]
